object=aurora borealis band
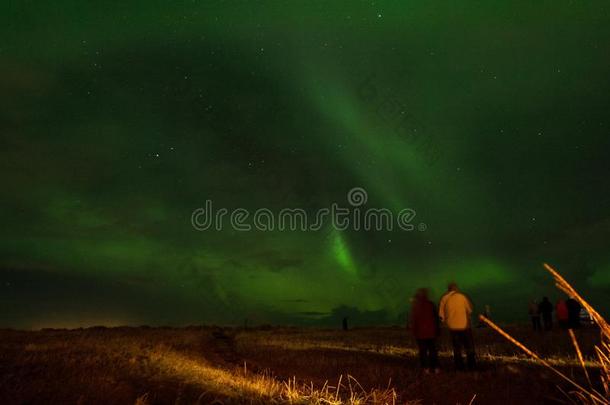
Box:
[2,2,610,328]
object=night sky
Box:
[2,2,610,328]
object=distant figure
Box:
[484,304,491,319]
[529,300,541,331]
[556,299,569,329]
[566,297,582,329]
[477,304,492,328]
[439,282,476,370]
[411,288,439,374]
[342,317,348,331]
[539,297,554,331]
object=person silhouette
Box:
[566,297,581,329]
[529,300,541,331]
[556,298,569,329]
[439,282,476,370]
[539,297,553,331]
[411,288,439,374]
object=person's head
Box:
[448,282,458,292]
[415,288,429,301]
[543,296,549,302]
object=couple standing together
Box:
[410,282,476,373]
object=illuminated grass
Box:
[241,334,603,368]
[127,342,400,404]
[1,318,604,403]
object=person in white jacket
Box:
[439,282,476,370]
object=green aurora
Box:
[1,1,610,328]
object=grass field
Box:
[0,324,603,404]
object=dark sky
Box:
[1,2,610,328]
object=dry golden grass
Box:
[0,327,405,404]
[0,282,605,404]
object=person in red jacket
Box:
[410,288,440,373]
[556,298,569,329]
